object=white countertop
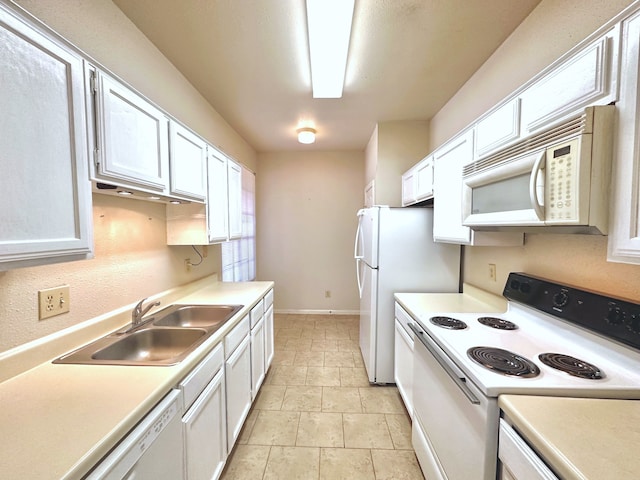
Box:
[394,283,508,318]
[0,277,273,480]
[500,395,640,480]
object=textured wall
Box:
[0,195,221,351]
[256,151,364,312]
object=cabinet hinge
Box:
[89,71,97,94]
[93,148,100,167]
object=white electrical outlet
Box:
[489,264,497,282]
[38,285,70,320]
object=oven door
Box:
[410,323,499,480]
[462,149,546,228]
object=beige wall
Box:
[0,0,254,351]
[429,0,640,301]
[365,121,430,206]
[256,151,364,312]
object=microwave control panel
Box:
[545,138,580,222]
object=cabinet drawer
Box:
[225,314,250,358]
[250,300,264,329]
[179,342,224,412]
[264,289,274,309]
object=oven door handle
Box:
[409,323,481,405]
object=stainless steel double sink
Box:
[54,304,243,366]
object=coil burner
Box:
[467,346,540,377]
[477,317,518,330]
[429,316,467,330]
[538,353,604,380]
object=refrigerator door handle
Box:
[355,258,364,298]
[354,211,364,260]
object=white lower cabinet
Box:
[250,316,266,400]
[394,314,414,420]
[225,332,252,450]
[183,368,226,480]
[179,343,226,480]
[265,303,275,370]
[250,300,266,400]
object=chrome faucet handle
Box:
[131,298,161,326]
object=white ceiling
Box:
[112,0,541,152]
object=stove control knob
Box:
[552,290,568,308]
[606,305,625,325]
[625,313,640,334]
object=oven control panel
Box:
[503,272,640,351]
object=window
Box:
[221,166,255,281]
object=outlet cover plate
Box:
[38,285,70,320]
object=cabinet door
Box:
[228,159,243,240]
[401,168,417,206]
[265,304,275,370]
[207,149,229,243]
[183,368,227,480]
[94,70,170,192]
[520,27,618,135]
[225,335,252,450]
[609,12,640,264]
[433,130,474,244]
[394,320,414,420]
[250,316,266,400]
[0,4,92,270]
[475,99,521,158]
[169,121,207,202]
[415,157,434,202]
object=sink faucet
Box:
[131,298,161,328]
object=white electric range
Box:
[407,272,640,480]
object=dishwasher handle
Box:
[408,323,480,405]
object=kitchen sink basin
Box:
[53,303,244,366]
[152,304,243,329]
[91,328,207,362]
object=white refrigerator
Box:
[354,206,461,384]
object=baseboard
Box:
[274,309,360,315]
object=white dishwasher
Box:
[85,389,185,480]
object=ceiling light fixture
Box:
[297,127,316,144]
[306,0,355,98]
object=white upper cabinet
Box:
[402,156,433,206]
[169,121,207,202]
[401,167,417,206]
[0,3,93,270]
[207,148,230,243]
[91,68,170,194]
[433,130,475,244]
[475,99,521,159]
[227,159,243,240]
[165,148,245,246]
[608,11,640,264]
[519,26,619,135]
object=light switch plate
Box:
[38,285,70,320]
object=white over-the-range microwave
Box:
[462,105,615,234]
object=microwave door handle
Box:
[529,151,546,221]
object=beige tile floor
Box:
[220,313,425,480]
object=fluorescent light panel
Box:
[306,0,355,98]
